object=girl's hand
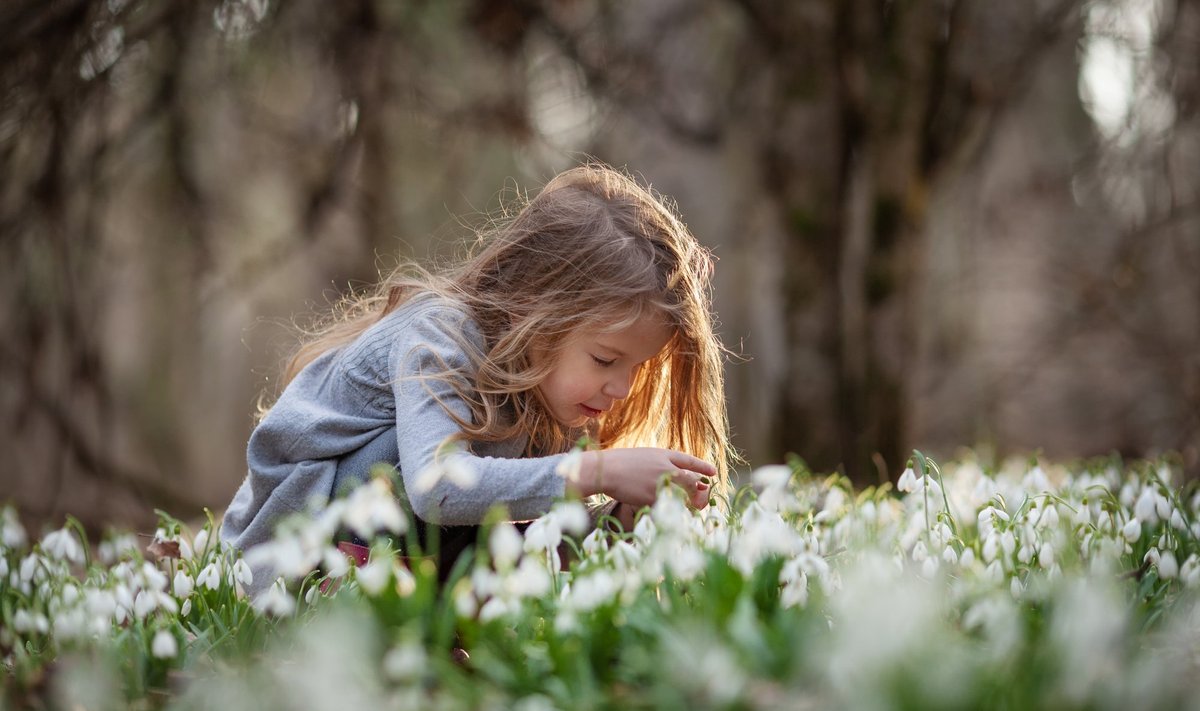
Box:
[575,448,715,510]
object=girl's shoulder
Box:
[357,290,484,358]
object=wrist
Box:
[567,450,602,498]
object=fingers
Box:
[668,469,711,509]
[666,450,718,479]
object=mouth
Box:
[579,404,604,418]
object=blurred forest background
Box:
[2,0,1197,534]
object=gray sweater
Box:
[220,292,571,583]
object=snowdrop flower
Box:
[342,478,408,539]
[1023,465,1050,492]
[549,501,589,536]
[193,528,210,557]
[489,522,523,570]
[1158,550,1178,579]
[134,590,157,619]
[920,556,938,579]
[1038,504,1059,530]
[1039,542,1055,569]
[554,449,584,483]
[1170,508,1186,531]
[41,528,84,565]
[582,528,608,557]
[960,547,976,568]
[633,514,656,546]
[173,571,194,599]
[321,547,351,579]
[140,561,168,592]
[1135,488,1159,525]
[752,464,792,490]
[479,595,517,622]
[523,516,562,555]
[413,453,478,494]
[197,562,222,591]
[19,554,40,583]
[254,578,296,617]
[563,570,618,612]
[383,641,426,683]
[897,467,917,493]
[453,581,478,618]
[1000,530,1016,558]
[942,546,959,565]
[1,507,27,549]
[232,558,254,588]
[1122,518,1142,543]
[506,557,552,598]
[180,599,192,617]
[151,629,178,659]
[394,565,416,596]
[780,563,809,609]
[977,506,1010,539]
[1180,554,1200,588]
[355,557,391,596]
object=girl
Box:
[221,164,735,594]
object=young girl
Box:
[220,164,735,594]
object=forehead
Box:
[578,310,674,360]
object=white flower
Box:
[489,523,523,570]
[41,528,83,564]
[180,599,192,617]
[413,453,478,494]
[232,559,254,588]
[582,528,608,557]
[134,590,157,619]
[140,562,168,592]
[549,501,589,536]
[479,595,516,622]
[394,565,416,596]
[342,478,408,539]
[151,629,178,659]
[2,507,27,549]
[383,641,426,682]
[321,547,351,579]
[1158,550,1178,579]
[897,467,917,493]
[173,571,194,599]
[197,562,221,591]
[1038,505,1059,530]
[1038,542,1055,569]
[356,557,391,596]
[253,578,296,617]
[752,465,792,490]
[193,528,210,557]
[523,517,562,555]
[1134,488,1159,525]
[555,449,584,483]
[19,554,39,583]
[506,557,552,598]
[1122,518,1142,543]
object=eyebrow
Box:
[594,343,627,358]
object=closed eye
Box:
[591,355,616,367]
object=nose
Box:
[602,369,634,400]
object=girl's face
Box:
[535,311,674,428]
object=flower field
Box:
[4,452,1200,710]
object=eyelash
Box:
[591,356,616,367]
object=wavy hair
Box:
[276,164,739,486]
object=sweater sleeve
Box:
[391,305,568,525]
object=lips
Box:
[580,404,604,417]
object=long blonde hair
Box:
[277,164,738,484]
